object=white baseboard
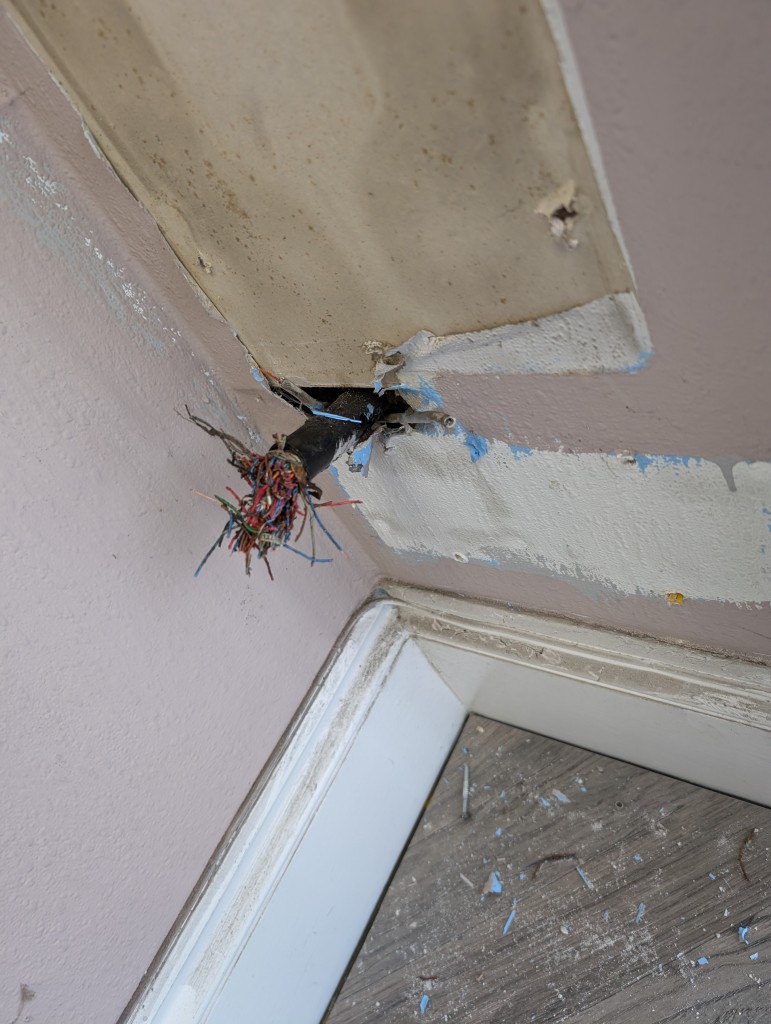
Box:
[121,586,771,1024]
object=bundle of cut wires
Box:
[186,408,358,579]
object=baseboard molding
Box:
[121,586,771,1024]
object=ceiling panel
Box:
[7,0,632,384]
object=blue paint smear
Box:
[739,926,750,945]
[396,378,445,411]
[509,443,534,460]
[635,903,646,924]
[488,871,503,894]
[250,366,264,383]
[634,452,699,474]
[697,956,710,966]
[415,378,444,410]
[750,952,759,961]
[539,796,552,808]
[503,899,518,935]
[311,409,362,423]
[576,866,594,890]
[553,789,571,804]
[624,350,654,374]
[495,828,503,837]
[633,854,643,863]
[420,994,430,1015]
[461,429,489,463]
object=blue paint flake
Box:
[519,872,528,882]
[250,365,264,383]
[575,866,594,891]
[487,871,503,894]
[633,854,643,863]
[708,872,716,880]
[579,786,588,793]
[499,790,507,799]
[503,899,518,935]
[553,789,571,804]
[348,437,374,473]
[538,796,552,808]
[750,952,759,961]
[495,828,503,837]
[697,956,710,966]
[635,903,646,924]
[420,994,430,1015]
[739,926,750,945]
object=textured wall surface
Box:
[331,0,771,661]
[0,18,375,1024]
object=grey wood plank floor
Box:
[325,715,770,1023]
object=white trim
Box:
[122,586,771,1024]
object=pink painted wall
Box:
[1,4,769,1020]
[0,18,376,1024]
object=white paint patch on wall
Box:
[375,292,651,395]
[336,435,771,605]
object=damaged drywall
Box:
[5,0,633,385]
[372,292,651,397]
[333,432,771,606]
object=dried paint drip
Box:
[186,408,360,579]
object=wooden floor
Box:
[325,715,770,1023]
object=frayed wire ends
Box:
[185,407,360,580]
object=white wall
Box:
[0,21,376,1024]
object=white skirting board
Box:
[120,585,771,1024]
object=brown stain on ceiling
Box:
[7,0,632,385]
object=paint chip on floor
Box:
[503,900,518,935]
[483,871,503,895]
[420,994,430,1014]
[575,866,594,890]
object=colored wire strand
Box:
[192,442,360,580]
